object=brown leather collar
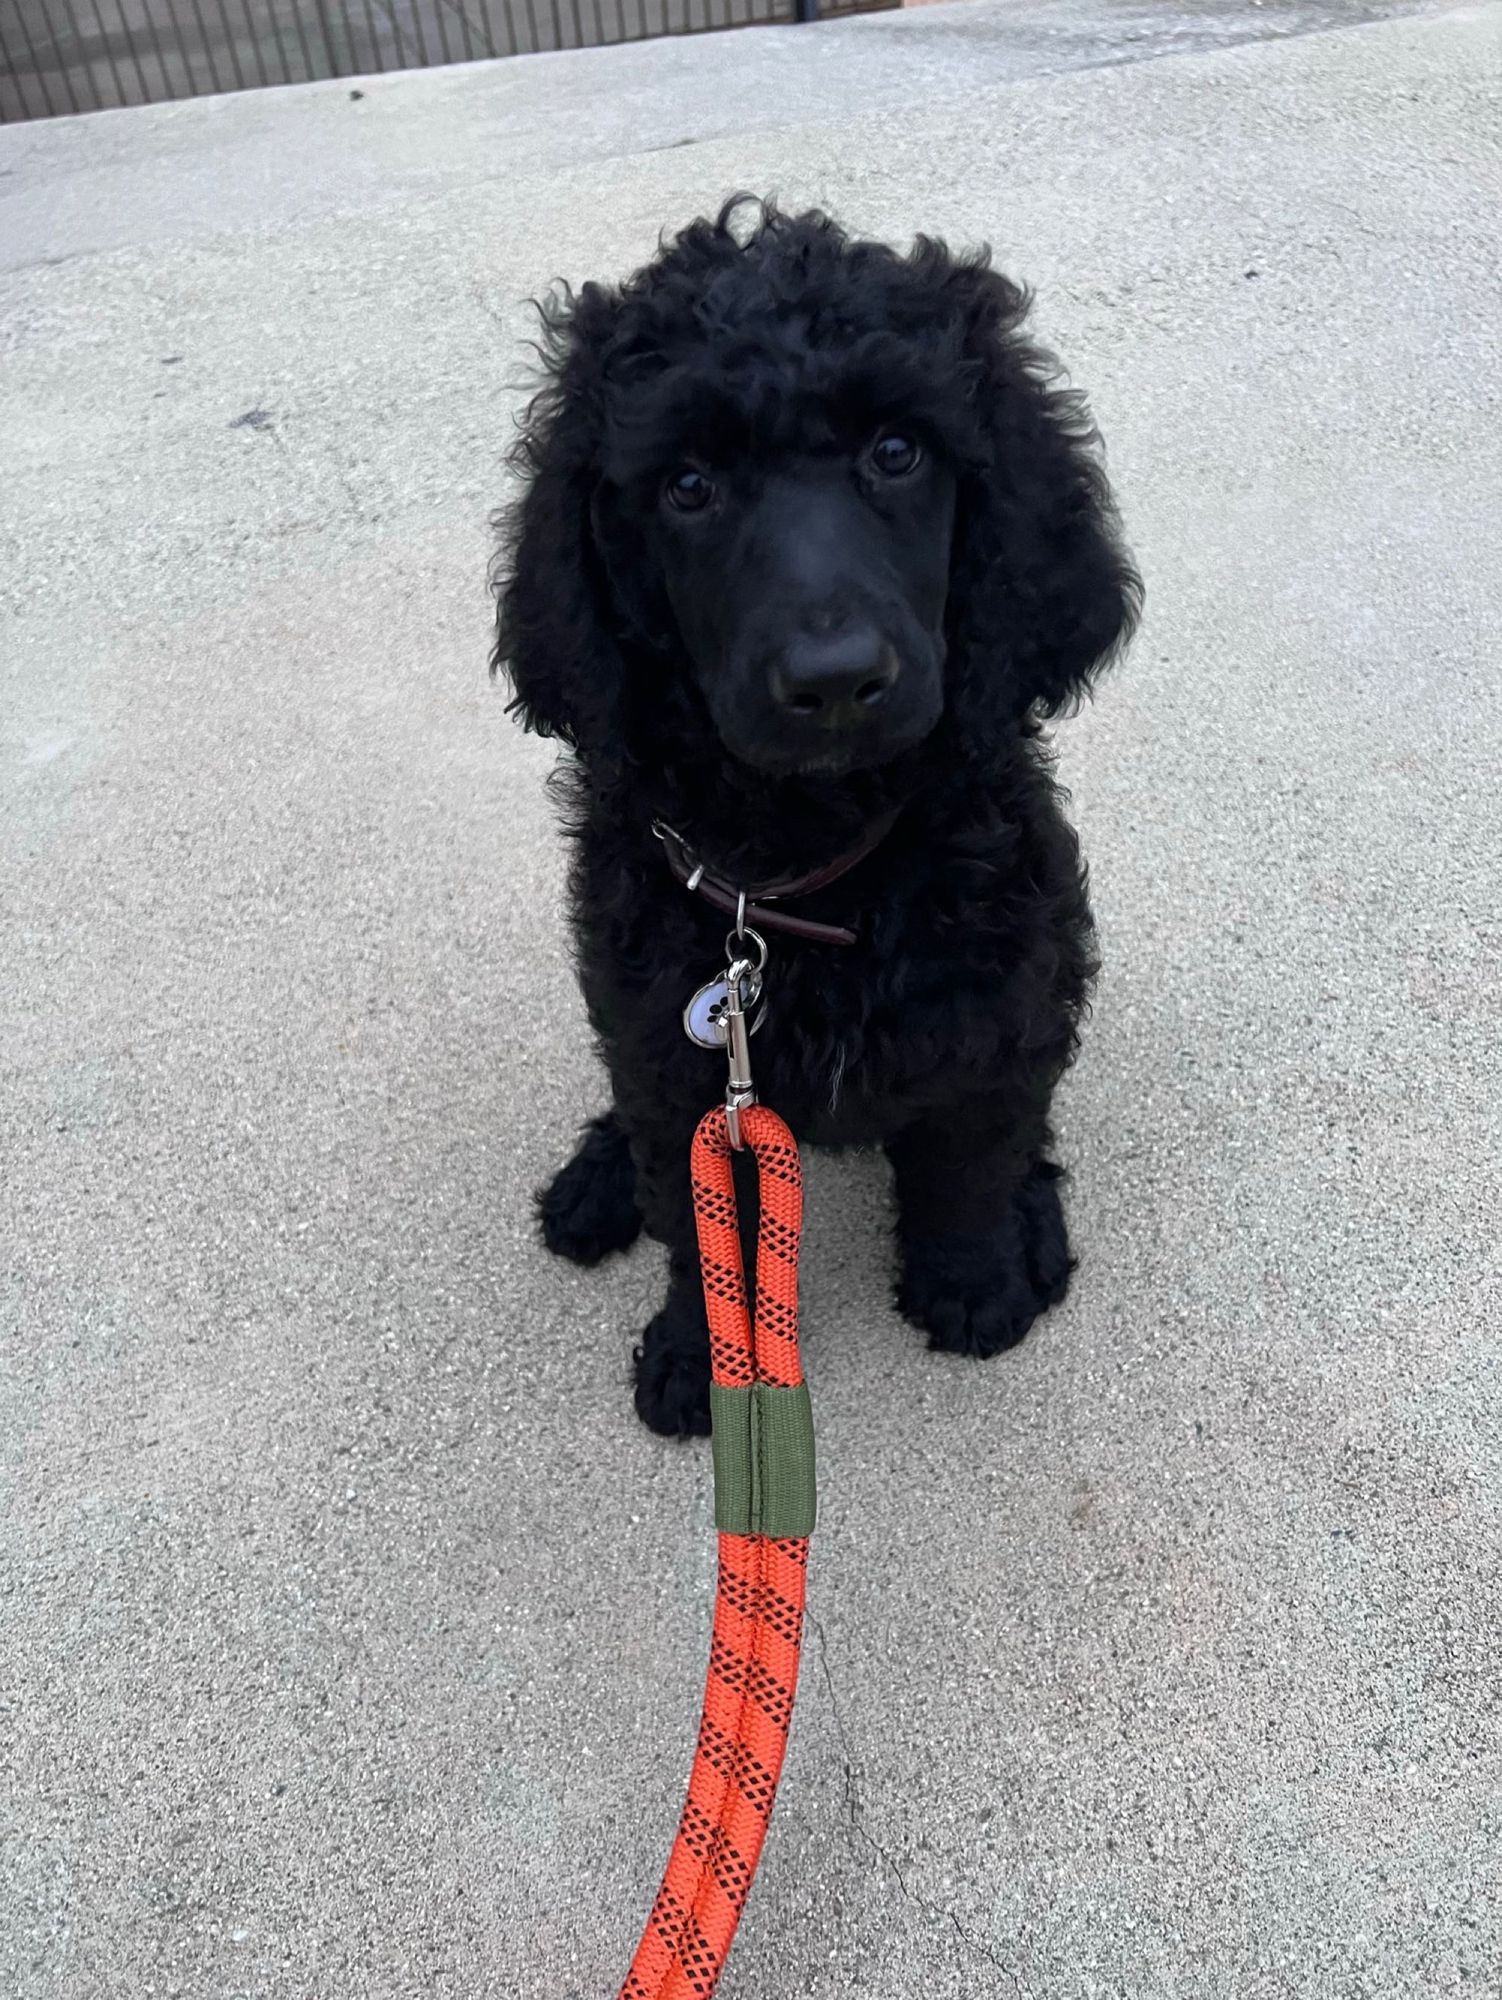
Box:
[653,807,901,947]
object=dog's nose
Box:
[770,625,900,729]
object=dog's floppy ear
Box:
[491,285,626,764]
[940,256,1140,735]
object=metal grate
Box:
[0,0,892,122]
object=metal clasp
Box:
[721,928,767,1149]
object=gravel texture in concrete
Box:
[3,3,1500,1996]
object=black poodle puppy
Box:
[494,200,1139,1436]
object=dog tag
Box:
[683,972,765,1050]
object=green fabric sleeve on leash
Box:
[709,1383,816,1538]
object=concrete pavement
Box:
[3,2,1500,1994]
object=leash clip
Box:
[680,924,769,1148]
[721,931,766,1149]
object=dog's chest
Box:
[640,894,1005,1143]
[578,807,1082,1143]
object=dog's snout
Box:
[770,624,900,728]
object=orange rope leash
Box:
[620,1103,812,2000]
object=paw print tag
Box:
[683,970,766,1050]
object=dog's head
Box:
[495,201,1138,783]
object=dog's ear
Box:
[491,287,626,765]
[940,256,1140,736]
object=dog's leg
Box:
[633,1248,714,1438]
[888,1110,1073,1359]
[537,1110,643,1265]
[630,1114,712,1439]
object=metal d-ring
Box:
[724,924,768,977]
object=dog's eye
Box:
[870,433,921,478]
[664,467,715,514]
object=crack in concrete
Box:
[809,1609,1025,1995]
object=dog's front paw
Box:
[633,1289,712,1437]
[898,1163,1073,1359]
[537,1113,642,1266]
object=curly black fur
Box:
[493,201,1139,1436]
[537,1110,642,1265]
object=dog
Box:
[494,200,1139,1436]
